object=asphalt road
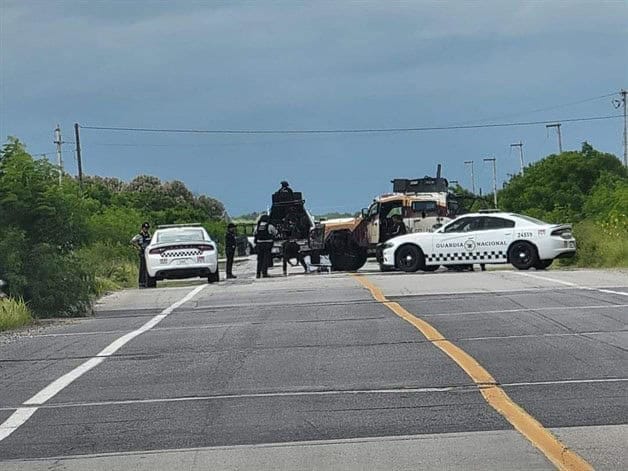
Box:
[0,260,626,470]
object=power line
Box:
[459,92,618,124]
[80,114,621,136]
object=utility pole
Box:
[483,157,498,208]
[510,141,525,174]
[546,123,563,154]
[54,124,64,184]
[614,89,627,167]
[464,160,476,194]
[74,123,83,187]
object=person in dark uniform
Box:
[254,215,277,278]
[131,222,152,288]
[388,214,407,239]
[225,223,237,279]
[277,181,294,196]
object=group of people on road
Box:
[129,181,304,286]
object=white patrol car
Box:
[145,224,219,287]
[377,211,576,272]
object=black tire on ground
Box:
[508,241,538,270]
[534,259,553,270]
[395,244,424,273]
[208,267,220,283]
[423,264,440,272]
[146,276,157,288]
[379,263,395,272]
[330,247,367,271]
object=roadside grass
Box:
[560,218,628,268]
[0,297,33,332]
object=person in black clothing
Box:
[225,223,237,279]
[254,215,277,278]
[277,181,294,196]
[131,222,152,288]
[388,214,407,239]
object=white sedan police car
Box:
[145,224,219,287]
[377,211,576,272]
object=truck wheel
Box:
[509,241,538,270]
[395,244,424,272]
[330,247,367,271]
[534,259,553,270]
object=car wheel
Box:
[208,267,220,283]
[146,276,157,288]
[509,241,538,270]
[423,264,440,272]
[534,259,553,270]
[395,244,424,272]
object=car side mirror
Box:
[361,208,368,218]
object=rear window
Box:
[156,230,206,243]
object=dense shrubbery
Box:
[0,137,227,318]
[498,143,628,267]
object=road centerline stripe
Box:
[353,274,593,471]
[0,284,207,444]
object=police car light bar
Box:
[156,223,203,229]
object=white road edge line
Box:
[0,284,207,443]
[513,272,628,296]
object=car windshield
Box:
[156,230,206,243]
[515,214,547,225]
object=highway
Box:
[0,260,626,470]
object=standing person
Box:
[277,181,294,196]
[254,215,277,278]
[131,222,152,288]
[225,223,237,279]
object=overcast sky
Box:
[1,0,626,215]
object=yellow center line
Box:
[353,274,593,471]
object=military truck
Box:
[248,187,326,264]
[323,165,460,271]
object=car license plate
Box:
[175,259,189,265]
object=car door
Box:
[429,216,481,265]
[365,202,380,245]
[473,217,515,263]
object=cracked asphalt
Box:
[0,260,626,470]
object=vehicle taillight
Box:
[149,247,165,254]
[551,228,573,239]
[198,245,214,252]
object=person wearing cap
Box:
[225,223,237,279]
[278,181,293,196]
[131,222,152,288]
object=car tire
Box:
[423,264,440,272]
[395,244,424,272]
[146,276,157,288]
[534,259,553,270]
[509,241,538,270]
[208,267,220,284]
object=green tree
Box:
[498,143,626,222]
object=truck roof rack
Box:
[157,223,203,229]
